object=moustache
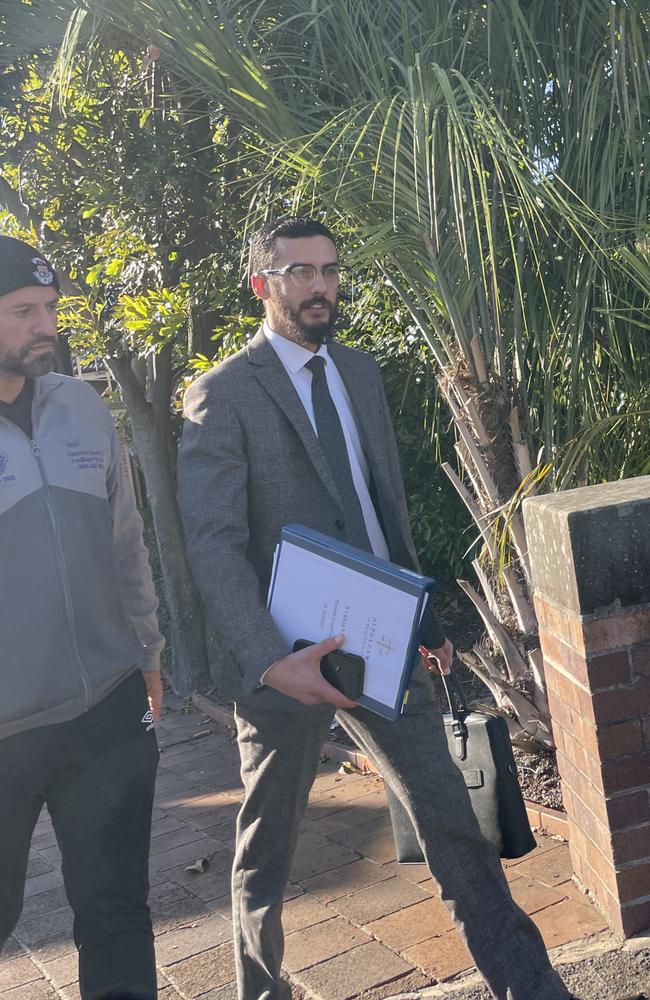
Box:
[300,298,332,311]
[22,338,57,355]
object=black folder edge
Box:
[268,525,437,720]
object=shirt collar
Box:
[264,321,328,374]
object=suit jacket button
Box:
[335,518,344,530]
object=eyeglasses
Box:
[258,263,346,288]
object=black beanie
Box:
[0,236,60,299]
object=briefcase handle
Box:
[436,670,470,761]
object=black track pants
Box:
[0,670,159,999]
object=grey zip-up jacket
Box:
[0,373,164,740]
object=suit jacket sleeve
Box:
[177,375,291,694]
[376,367,447,651]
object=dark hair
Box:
[249,216,337,274]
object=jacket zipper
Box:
[0,411,93,711]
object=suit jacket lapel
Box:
[328,342,391,487]
[247,329,342,507]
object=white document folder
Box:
[267,525,436,719]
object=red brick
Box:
[587,651,632,690]
[582,605,650,654]
[617,862,650,903]
[611,824,650,866]
[601,751,650,795]
[540,632,589,687]
[621,899,650,936]
[606,790,650,831]
[633,644,650,678]
[566,799,611,858]
[598,721,644,759]
[536,600,587,652]
[592,681,650,725]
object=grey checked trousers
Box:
[232,668,570,1000]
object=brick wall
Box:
[524,477,650,938]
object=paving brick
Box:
[290,841,359,881]
[150,815,187,837]
[352,833,396,865]
[292,939,413,1000]
[22,870,64,899]
[281,893,334,934]
[367,896,453,950]
[355,970,434,999]
[25,854,55,879]
[41,951,78,989]
[299,858,394,902]
[154,914,232,966]
[163,943,236,998]
[29,830,59,852]
[0,957,43,990]
[2,983,58,1000]
[404,929,473,980]
[380,861,431,884]
[283,915,370,972]
[326,816,393,850]
[507,877,567,915]
[15,907,73,947]
[511,845,574,887]
[152,898,213,938]
[331,876,430,925]
[167,864,232,904]
[533,896,609,947]
[151,835,225,872]
[149,826,208,856]
[19,887,69,922]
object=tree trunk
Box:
[109,353,209,696]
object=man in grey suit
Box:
[177,217,571,1000]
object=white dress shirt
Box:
[264,323,390,560]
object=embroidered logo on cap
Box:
[0,454,8,477]
[31,258,54,286]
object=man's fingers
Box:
[306,632,345,657]
[318,679,357,709]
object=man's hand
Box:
[419,638,454,677]
[142,670,163,721]
[263,634,358,708]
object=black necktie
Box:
[306,355,372,552]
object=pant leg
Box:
[232,700,334,1000]
[338,668,570,1000]
[0,732,46,946]
[46,672,159,1000]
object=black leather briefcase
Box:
[386,673,536,862]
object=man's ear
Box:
[251,272,270,301]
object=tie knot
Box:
[306,355,326,381]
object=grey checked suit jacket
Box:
[177,329,445,710]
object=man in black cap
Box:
[0,236,164,999]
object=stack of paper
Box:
[267,525,436,719]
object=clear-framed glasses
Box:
[258,263,347,288]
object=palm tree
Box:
[21,0,650,746]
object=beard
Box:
[0,338,57,379]
[275,294,338,348]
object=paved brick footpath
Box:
[0,702,609,1000]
